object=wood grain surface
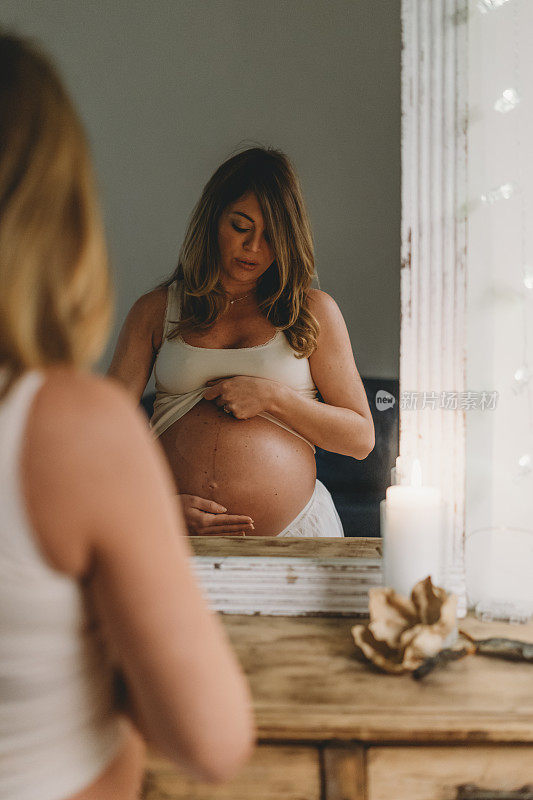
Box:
[190,536,382,559]
[323,746,366,800]
[141,613,533,798]
[189,537,384,616]
[143,745,320,800]
[220,613,533,743]
[367,745,533,800]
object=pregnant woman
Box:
[108,147,374,537]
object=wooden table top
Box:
[190,536,382,559]
[220,613,533,745]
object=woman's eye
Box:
[231,221,271,243]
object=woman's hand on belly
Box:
[203,376,275,419]
[178,494,255,536]
[159,399,317,537]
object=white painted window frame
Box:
[400,0,468,613]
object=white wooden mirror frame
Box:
[400,0,468,614]
[191,0,469,617]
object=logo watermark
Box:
[400,390,499,410]
[375,390,499,411]
[375,390,396,411]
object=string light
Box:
[494,87,521,113]
[518,453,532,472]
[473,0,532,624]
[478,0,532,484]
[513,453,532,484]
[480,180,517,204]
[508,0,533,481]
[512,365,531,394]
[477,0,512,13]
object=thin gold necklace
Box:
[228,292,252,305]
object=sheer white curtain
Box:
[466,0,533,538]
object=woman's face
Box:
[217,191,275,287]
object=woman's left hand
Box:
[203,376,277,419]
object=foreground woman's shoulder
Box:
[34,365,142,425]
[28,365,152,469]
[22,366,156,575]
[27,366,152,493]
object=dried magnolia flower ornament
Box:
[351,576,458,674]
[352,576,533,679]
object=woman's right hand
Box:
[178,494,255,535]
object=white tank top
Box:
[151,279,319,451]
[0,369,126,800]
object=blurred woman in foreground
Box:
[0,32,254,800]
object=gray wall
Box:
[2,0,400,382]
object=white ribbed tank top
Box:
[151,280,319,451]
[0,370,126,800]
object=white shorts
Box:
[275,479,344,538]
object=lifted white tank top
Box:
[151,280,319,452]
[0,369,126,800]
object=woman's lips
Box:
[236,258,258,268]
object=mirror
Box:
[4,2,400,540]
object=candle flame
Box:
[411,458,422,488]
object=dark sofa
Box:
[140,376,398,538]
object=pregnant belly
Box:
[157,399,317,536]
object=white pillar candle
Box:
[381,460,444,597]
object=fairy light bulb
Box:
[494,88,521,113]
[481,181,517,204]
[517,453,532,475]
[512,365,531,393]
[478,0,512,12]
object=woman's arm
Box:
[267,290,375,458]
[106,288,167,402]
[204,290,375,459]
[22,367,255,783]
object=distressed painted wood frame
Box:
[190,538,382,617]
[190,0,469,616]
[400,0,468,612]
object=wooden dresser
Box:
[142,612,533,799]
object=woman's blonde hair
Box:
[0,32,113,400]
[157,146,320,358]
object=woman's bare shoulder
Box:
[30,365,140,430]
[22,365,155,576]
[306,287,338,314]
[129,285,169,352]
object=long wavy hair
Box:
[0,32,113,401]
[156,146,320,358]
